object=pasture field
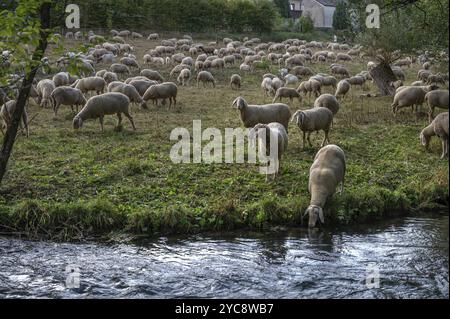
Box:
[0,36,448,240]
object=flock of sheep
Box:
[0,29,448,228]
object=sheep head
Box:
[291,111,305,127]
[305,205,324,228]
[420,130,431,149]
[73,116,83,130]
[231,97,246,110]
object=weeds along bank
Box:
[0,36,448,241]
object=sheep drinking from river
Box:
[306,145,346,228]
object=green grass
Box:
[0,37,448,240]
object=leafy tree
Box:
[273,0,290,18]
[0,0,51,184]
[332,1,351,30]
[299,15,314,33]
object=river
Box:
[0,214,448,298]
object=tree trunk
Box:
[369,61,397,96]
[0,3,50,185]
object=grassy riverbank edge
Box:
[0,183,447,241]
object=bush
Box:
[299,16,314,33]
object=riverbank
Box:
[0,37,448,241]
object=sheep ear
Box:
[318,208,324,224]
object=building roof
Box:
[316,0,337,7]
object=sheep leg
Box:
[116,112,123,127]
[124,112,136,131]
[321,131,328,147]
[428,107,434,123]
[441,139,448,159]
[302,131,306,149]
[307,133,313,147]
[99,116,104,131]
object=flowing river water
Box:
[0,214,448,299]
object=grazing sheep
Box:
[141,82,178,109]
[347,75,365,90]
[102,71,119,84]
[284,74,299,85]
[0,100,29,138]
[36,79,56,108]
[392,85,438,115]
[248,122,289,181]
[177,69,191,86]
[211,58,225,70]
[107,82,144,105]
[53,72,71,87]
[331,65,350,78]
[391,67,406,81]
[110,63,130,78]
[427,74,446,86]
[239,63,251,72]
[230,74,241,90]
[197,71,215,88]
[336,53,352,62]
[291,66,314,77]
[271,77,284,92]
[50,86,87,116]
[129,79,157,96]
[73,76,106,96]
[272,87,302,104]
[147,33,159,40]
[420,112,449,159]
[131,32,143,39]
[261,77,275,96]
[291,108,333,149]
[314,94,340,115]
[73,92,135,131]
[335,79,351,101]
[120,57,140,71]
[231,96,292,131]
[425,90,449,122]
[305,144,346,227]
[169,64,190,78]
[140,69,164,82]
[297,79,322,99]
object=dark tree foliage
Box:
[332,1,351,30]
[49,0,279,34]
[273,0,290,18]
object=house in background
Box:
[289,0,337,28]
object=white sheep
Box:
[314,94,340,115]
[50,86,87,116]
[261,77,275,96]
[0,100,29,138]
[230,74,241,90]
[177,69,191,86]
[291,107,333,149]
[142,82,178,109]
[197,71,215,88]
[36,79,56,108]
[392,85,438,115]
[425,90,449,122]
[140,69,164,82]
[107,82,144,105]
[306,145,346,228]
[420,112,449,159]
[231,96,292,131]
[272,87,302,104]
[73,76,106,96]
[335,79,351,101]
[73,92,135,131]
[248,122,289,181]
